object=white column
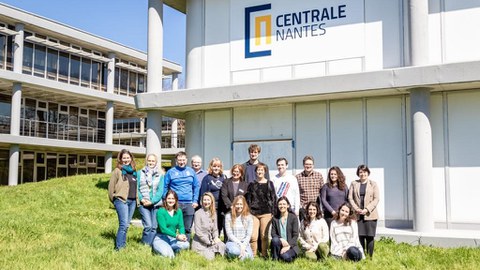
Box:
[171,73,179,148]
[185,111,204,157]
[408,0,429,66]
[410,88,434,232]
[13,23,24,73]
[139,118,145,147]
[8,145,19,186]
[171,72,179,90]
[146,0,164,158]
[105,52,115,173]
[185,0,204,89]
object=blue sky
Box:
[2,0,186,80]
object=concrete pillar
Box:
[139,118,145,147]
[171,119,178,148]
[185,0,204,89]
[408,0,429,66]
[185,111,204,157]
[10,83,21,136]
[13,23,24,73]
[172,72,179,90]
[146,0,164,159]
[8,145,19,186]
[107,52,116,94]
[105,151,113,174]
[410,87,434,232]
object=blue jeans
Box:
[271,237,297,262]
[138,205,159,245]
[152,234,190,258]
[225,241,253,260]
[179,203,195,240]
[113,198,136,250]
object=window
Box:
[58,51,69,83]
[70,55,80,85]
[47,48,58,80]
[120,68,128,95]
[81,58,91,87]
[33,44,46,77]
[91,61,101,90]
[0,34,5,69]
[101,63,108,91]
[22,42,34,74]
[137,74,145,93]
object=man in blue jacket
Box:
[163,151,199,241]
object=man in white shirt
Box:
[271,157,300,216]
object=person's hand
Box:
[141,199,152,207]
[280,246,290,254]
[308,247,315,253]
[192,203,198,209]
[361,209,368,215]
[177,234,187,241]
[240,244,246,258]
[332,211,337,216]
[280,238,289,247]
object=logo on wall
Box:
[245,4,272,59]
[244,2,348,59]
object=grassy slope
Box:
[0,175,479,270]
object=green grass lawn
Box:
[0,174,479,269]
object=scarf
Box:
[139,166,159,201]
[121,165,137,179]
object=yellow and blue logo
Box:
[245,4,272,58]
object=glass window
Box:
[22,41,34,74]
[68,155,77,176]
[114,67,119,92]
[81,58,91,87]
[101,63,108,91]
[48,102,58,139]
[70,55,80,85]
[129,71,137,95]
[137,74,145,93]
[58,51,69,83]
[6,35,13,70]
[36,152,45,164]
[34,44,46,77]
[0,149,9,186]
[120,69,128,95]
[47,48,58,80]
[22,151,34,183]
[0,35,5,69]
[91,61,101,90]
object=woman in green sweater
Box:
[152,190,190,258]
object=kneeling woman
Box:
[152,190,190,258]
[270,196,300,262]
[224,195,254,260]
[192,192,226,260]
[298,201,329,260]
[330,203,365,261]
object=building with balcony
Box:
[137,0,480,233]
[0,3,184,185]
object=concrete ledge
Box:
[377,227,480,248]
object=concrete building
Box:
[136,0,480,238]
[0,3,184,185]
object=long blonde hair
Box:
[201,192,216,220]
[207,157,224,176]
[230,195,250,227]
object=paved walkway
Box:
[377,227,480,247]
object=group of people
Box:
[107,144,380,263]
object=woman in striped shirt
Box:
[224,195,254,260]
[330,202,365,261]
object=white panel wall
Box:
[430,94,447,224]
[204,0,231,87]
[443,0,480,63]
[447,91,480,223]
[330,100,363,168]
[204,109,232,168]
[328,58,363,75]
[262,66,292,82]
[366,97,404,221]
[233,105,293,141]
[295,102,328,172]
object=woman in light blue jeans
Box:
[225,195,254,260]
[137,153,164,245]
[152,190,190,258]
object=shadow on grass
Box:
[94,177,109,190]
[101,230,116,241]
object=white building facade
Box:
[0,3,184,185]
[137,0,480,231]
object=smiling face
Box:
[211,162,221,176]
[303,159,314,174]
[191,158,202,171]
[166,193,176,210]
[358,169,369,181]
[277,160,287,175]
[202,195,212,209]
[232,167,242,180]
[277,199,289,214]
[234,199,244,214]
[256,166,265,179]
[339,205,350,222]
[308,204,318,219]
[146,154,157,169]
[249,150,259,162]
[121,153,132,166]
[176,154,187,168]
[329,169,338,183]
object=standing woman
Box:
[270,197,300,262]
[298,201,329,260]
[320,166,349,227]
[192,192,226,260]
[348,164,380,258]
[224,195,254,260]
[137,153,164,245]
[330,203,365,261]
[152,190,190,258]
[221,164,249,213]
[246,163,277,257]
[108,149,138,251]
[199,158,226,237]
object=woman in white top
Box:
[298,201,329,260]
[330,202,365,261]
[224,195,254,260]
